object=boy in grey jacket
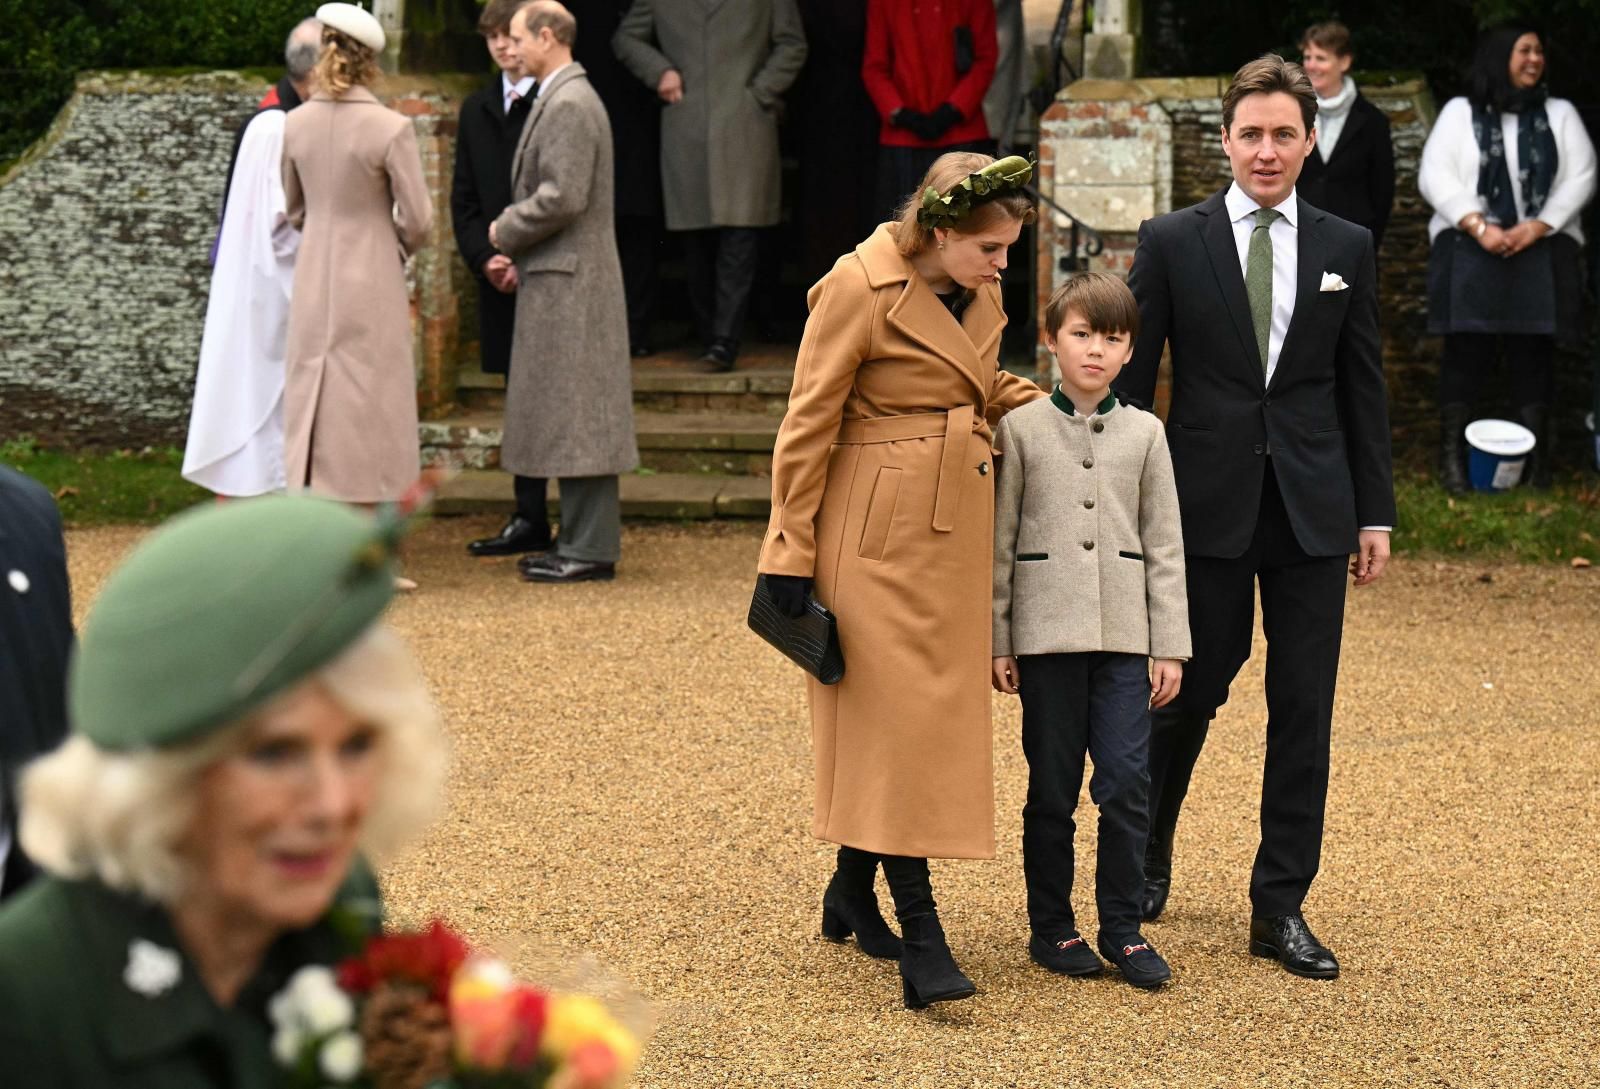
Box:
[992,273,1190,989]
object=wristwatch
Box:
[1466,215,1489,239]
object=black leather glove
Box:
[891,107,939,142]
[764,574,813,619]
[927,102,963,140]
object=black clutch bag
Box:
[748,574,845,685]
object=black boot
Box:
[882,856,975,1010]
[1141,830,1173,923]
[1516,403,1553,489]
[1439,402,1471,494]
[820,847,901,959]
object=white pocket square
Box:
[1320,271,1350,292]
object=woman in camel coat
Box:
[758,153,1044,1009]
[282,18,432,503]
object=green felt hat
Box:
[69,496,402,751]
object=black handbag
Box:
[954,26,975,75]
[747,574,845,685]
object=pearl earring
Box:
[938,240,946,250]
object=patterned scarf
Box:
[1472,83,1558,224]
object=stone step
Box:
[457,357,795,415]
[434,469,771,520]
[419,411,781,475]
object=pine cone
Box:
[358,981,454,1089]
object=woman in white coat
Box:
[1419,24,1595,490]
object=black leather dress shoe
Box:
[1029,932,1104,977]
[1097,933,1172,989]
[466,516,553,557]
[1141,835,1173,922]
[1249,913,1339,979]
[696,340,736,373]
[630,342,655,358]
[519,554,616,583]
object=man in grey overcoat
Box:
[613,0,806,371]
[491,0,640,583]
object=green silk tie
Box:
[1246,206,1282,375]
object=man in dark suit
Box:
[0,467,73,899]
[455,0,549,558]
[1115,54,1395,980]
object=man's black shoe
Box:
[1141,833,1172,922]
[1028,932,1104,977]
[519,554,616,583]
[1248,913,1339,979]
[696,339,737,373]
[1097,934,1172,989]
[466,516,553,557]
[630,342,655,358]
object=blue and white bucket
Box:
[1465,418,1536,491]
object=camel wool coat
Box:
[493,64,639,480]
[282,87,432,502]
[759,224,1046,860]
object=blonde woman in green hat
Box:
[0,496,445,1087]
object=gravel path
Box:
[65,519,1600,1088]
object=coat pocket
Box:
[1118,551,1144,561]
[857,466,903,561]
[1016,553,1049,561]
[522,251,578,275]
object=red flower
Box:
[337,920,472,1003]
[507,986,549,1068]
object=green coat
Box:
[0,866,381,1088]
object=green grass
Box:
[2,438,208,526]
[1391,471,1600,563]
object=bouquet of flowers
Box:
[270,921,642,1089]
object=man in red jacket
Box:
[863,0,998,219]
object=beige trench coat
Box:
[282,87,432,502]
[759,224,1046,859]
[612,0,806,230]
[493,65,639,479]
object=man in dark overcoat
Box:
[613,0,807,371]
[0,467,72,899]
[457,0,548,557]
[1115,55,1395,981]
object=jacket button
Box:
[1092,421,1105,433]
[977,462,989,476]
[1082,457,1094,469]
[1253,443,1265,455]
[1083,498,1095,509]
[1082,540,1095,550]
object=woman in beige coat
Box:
[282,13,432,505]
[758,153,1044,1009]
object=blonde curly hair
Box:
[313,26,381,98]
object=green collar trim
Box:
[1050,387,1118,416]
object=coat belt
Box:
[833,405,982,534]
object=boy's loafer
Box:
[1097,934,1172,989]
[1029,932,1104,977]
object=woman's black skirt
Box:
[1428,229,1584,348]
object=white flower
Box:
[278,965,356,1035]
[123,939,181,997]
[319,1030,364,1082]
[272,1025,305,1067]
[301,986,356,1036]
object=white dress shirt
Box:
[534,63,572,99]
[503,73,535,114]
[1225,181,1297,383]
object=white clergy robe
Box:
[182,108,298,496]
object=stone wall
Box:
[1036,76,1443,452]
[0,71,475,450]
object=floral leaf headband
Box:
[917,154,1035,230]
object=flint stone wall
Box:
[0,71,474,450]
[1036,76,1445,453]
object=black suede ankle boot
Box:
[820,847,901,959]
[882,856,975,1010]
[1439,403,1470,495]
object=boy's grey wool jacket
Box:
[993,390,1191,660]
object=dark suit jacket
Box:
[1115,189,1396,560]
[451,77,533,374]
[1297,93,1395,250]
[0,467,72,898]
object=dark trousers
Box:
[681,227,761,355]
[1150,464,1348,917]
[1440,332,1555,408]
[1018,651,1152,942]
[616,213,661,349]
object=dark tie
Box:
[1246,206,1282,374]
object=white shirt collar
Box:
[502,73,534,104]
[1225,181,1299,229]
[535,63,573,98]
